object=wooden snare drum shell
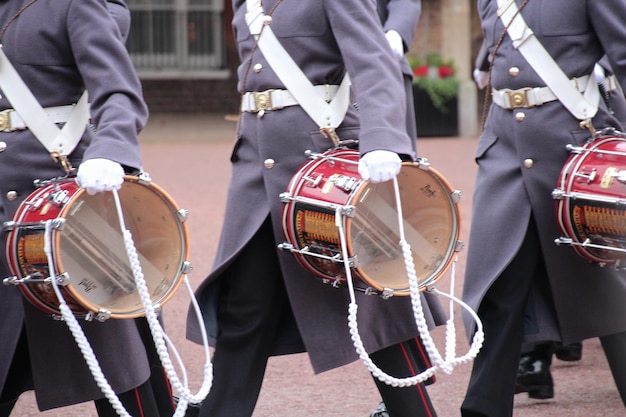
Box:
[4,175,189,319]
[556,135,626,264]
[281,148,462,296]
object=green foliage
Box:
[408,51,459,113]
[413,76,459,113]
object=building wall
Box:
[141,45,240,114]
[140,0,483,119]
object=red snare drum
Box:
[4,174,190,320]
[554,132,626,265]
[279,148,463,296]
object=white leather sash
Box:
[244,0,351,131]
[0,45,89,156]
[496,0,599,121]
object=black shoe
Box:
[515,355,554,399]
[554,342,582,362]
[370,402,389,417]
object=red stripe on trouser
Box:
[133,388,145,417]
[400,341,435,417]
[413,336,436,384]
[163,368,176,410]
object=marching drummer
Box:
[0,0,174,415]
[185,1,446,416]
[461,1,626,416]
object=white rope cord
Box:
[43,186,213,417]
[44,220,132,417]
[110,189,212,416]
[337,175,484,386]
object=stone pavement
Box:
[10,113,625,416]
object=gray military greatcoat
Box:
[0,0,150,410]
[464,0,626,345]
[187,0,446,374]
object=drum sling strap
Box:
[245,0,351,145]
[0,45,89,159]
[496,0,600,131]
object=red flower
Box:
[438,66,454,78]
[413,65,429,77]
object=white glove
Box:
[76,158,125,195]
[473,68,489,90]
[358,150,402,183]
[385,30,404,61]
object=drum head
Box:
[347,163,460,294]
[55,179,187,318]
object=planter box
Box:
[413,85,459,137]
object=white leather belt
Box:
[241,85,340,113]
[492,75,598,109]
[0,104,78,132]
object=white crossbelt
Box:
[492,74,618,110]
[241,85,340,113]
[496,0,600,120]
[0,105,78,131]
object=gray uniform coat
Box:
[376,0,421,142]
[187,0,446,374]
[0,0,151,410]
[464,0,626,345]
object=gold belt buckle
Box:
[253,90,273,112]
[0,109,13,131]
[506,88,531,109]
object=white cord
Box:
[43,185,213,417]
[111,189,213,415]
[337,175,484,385]
[44,220,132,417]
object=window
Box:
[126,0,227,79]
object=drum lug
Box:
[322,277,343,288]
[552,189,565,200]
[279,192,292,203]
[84,309,112,322]
[340,205,355,217]
[454,240,464,253]
[137,172,153,185]
[450,190,462,204]
[2,220,17,231]
[416,157,431,170]
[566,143,584,154]
[49,189,71,206]
[554,236,573,246]
[380,288,394,300]
[176,209,189,223]
[55,272,70,286]
[277,242,294,251]
[182,260,193,274]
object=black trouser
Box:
[370,337,437,417]
[198,217,438,417]
[461,217,543,417]
[461,215,626,417]
[95,318,175,417]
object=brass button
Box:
[509,67,520,77]
[6,190,17,201]
[523,159,534,168]
[253,63,263,73]
[0,141,6,152]
[515,112,526,122]
[264,158,275,169]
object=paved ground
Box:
[9,113,626,416]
